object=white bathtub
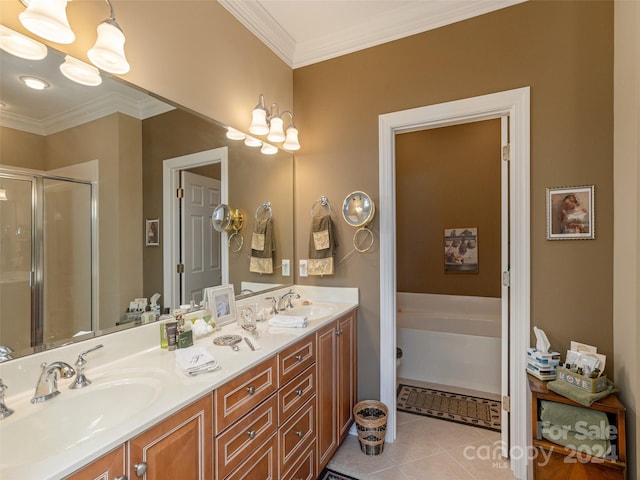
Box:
[397,292,502,395]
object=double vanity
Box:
[0,286,358,480]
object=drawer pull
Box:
[247,430,257,439]
[246,385,256,395]
[296,388,304,396]
[295,354,303,361]
[295,430,303,437]
[134,462,147,477]
[335,328,343,335]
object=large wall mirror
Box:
[0,39,293,360]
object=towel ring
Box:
[255,202,272,222]
[353,227,374,253]
[311,195,332,217]
[227,231,244,253]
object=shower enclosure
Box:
[0,170,95,354]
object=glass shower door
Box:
[0,175,34,352]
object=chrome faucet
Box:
[0,378,14,419]
[31,361,76,403]
[0,345,13,363]
[277,290,300,311]
[266,296,279,315]
[69,344,104,389]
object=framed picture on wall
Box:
[546,185,595,240]
[444,228,478,273]
[145,218,160,246]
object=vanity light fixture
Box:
[226,127,246,141]
[248,94,301,151]
[18,0,130,74]
[0,25,47,60]
[19,75,50,90]
[59,55,102,86]
[244,135,262,148]
[260,142,278,155]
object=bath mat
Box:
[319,467,360,480]
[396,383,501,432]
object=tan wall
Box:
[0,127,45,170]
[396,120,501,298]
[613,1,640,477]
[294,1,614,400]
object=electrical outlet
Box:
[282,259,290,276]
[299,259,308,277]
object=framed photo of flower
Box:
[546,186,594,240]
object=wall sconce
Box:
[249,94,301,151]
[18,0,130,74]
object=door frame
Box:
[163,147,228,311]
[378,87,530,479]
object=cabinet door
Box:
[337,311,357,440]
[129,394,212,480]
[316,320,338,473]
[65,445,125,480]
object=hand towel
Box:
[176,346,220,375]
[541,427,612,458]
[268,315,308,328]
[308,214,337,276]
[250,217,275,274]
[547,379,618,407]
[540,400,610,439]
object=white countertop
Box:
[0,286,358,480]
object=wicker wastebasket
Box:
[353,400,388,455]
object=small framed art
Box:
[145,218,160,246]
[546,185,594,240]
[205,284,236,325]
[444,227,478,273]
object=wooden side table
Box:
[528,374,626,479]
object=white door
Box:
[180,171,221,305]
[500,116,511,455]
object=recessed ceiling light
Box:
[19,75,50,90]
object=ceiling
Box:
[218,0,526,68]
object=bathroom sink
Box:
[280,302,337,320]
[0,370,166,468]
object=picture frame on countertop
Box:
[205,284,236,325]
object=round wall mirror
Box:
[342,191,375,227]
[212,204,245,232]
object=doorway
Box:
[162,147,228,311]
[379,87,530,479]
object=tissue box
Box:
[556,366,608,393]
[527,361,557,381]
[527,348,561,365]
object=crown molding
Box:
[1,93,174,135]
[220,0,526,69]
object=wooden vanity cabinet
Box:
[128,394,213,480]
[316,311,357,473]
[65,394,212,480]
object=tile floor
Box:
[327,380,516,480]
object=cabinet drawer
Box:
[215,394,278,479]
[279,396,316,474]
[281,441,315,480]
[279,365,316,425]
[214,357,278,434]
[225,432,278,480]
[278,335,316,386]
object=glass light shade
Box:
[249,107,269,135]
[88,21,130,74]
[267,116,285,142]
[19,0,75,44]
[283,126,301,151]
[60,56,102,86]
[260,143,278,155]
[244,136,262,147]
[0,25,47,60]
[226,127,246,141]
[0,188,7,201]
